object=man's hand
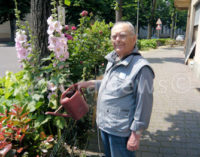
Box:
[127,131,141,151]
[76,80,95,89]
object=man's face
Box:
[111,24,136,58]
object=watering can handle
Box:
[61,84,86,101]
[45,112,71,118]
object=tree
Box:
[64,0,115,25]
[31,0,51,60]
[0,0,30,42]
[115,0,123,22]
[147,0,157,39]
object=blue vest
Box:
[96,50,154,137]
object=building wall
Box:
[188,0,200,78]
[0,21,11,42]
[194,2,200,78]
[0,14,31,42]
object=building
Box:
[0,21,11,42]
[0,14,31,42]
[175,0,200,78]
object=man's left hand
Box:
[127,131,141,151]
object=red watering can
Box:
[45,84,89,120]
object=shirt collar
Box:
[105,48,140,66]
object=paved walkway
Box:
[0,46,20,77]
[136,46,200,157]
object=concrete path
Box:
[0,46,20,77]
[137,46,200,157]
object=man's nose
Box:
[116,35,121,41]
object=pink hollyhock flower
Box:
[47,15,70,62]
[15,30,31,61]
[15,31,27,43]
[57,51,69,62]
[54,46,64,57]
[47,16,53,25]
[59,36,68,45]
[81,10,88,17]
[53,21,63,33]
[48,35,58,45]
[71,26,77,30]
[65,25,69,30]
[54,45,69,61]
[47,25,55,35]
[16,47,28,60]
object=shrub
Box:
[138,38,175,50]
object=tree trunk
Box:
[170,9,175,39]
[147,0,156,39]
[115,0,123,22]
[31,0,51,61]
[10,19,16,42]
[147,23,152,39]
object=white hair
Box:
[111,21,135,35]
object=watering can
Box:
[45,84,89,120]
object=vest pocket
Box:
[106,75,133,97]
[103,107,130,132]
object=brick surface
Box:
[137,46,200,156]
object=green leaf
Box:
[34,115,52,128]
[27,101,36,112]
[64,0,71,6]
[35,101,44,110]
[54,116,66,129]
[33,94,43,101]
[0,105,5,114]
[0,88,4,95]
[48,99,57,109]
[4,88,14,99]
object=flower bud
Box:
[65,25,69,30]
[80,10,88,17]
[71,26,77,30]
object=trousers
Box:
[100,130,135,157]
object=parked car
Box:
[151,34,159,39]
[176,35,184,41]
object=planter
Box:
[0,144,12,157]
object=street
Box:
[0,46,20,77]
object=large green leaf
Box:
[54,116,66,129]
[27,101,36,112]
[64,0,71,6]
[34,115,52,128]
[33,94,43,101]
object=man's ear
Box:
[132,35,137,44]
[133,35,137,41]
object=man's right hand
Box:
[76,80,95,89]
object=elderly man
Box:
[77,21,154,157]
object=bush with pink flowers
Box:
[0,0,113,155]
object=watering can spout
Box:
[45,84,89,120]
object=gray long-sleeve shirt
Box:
[95,49,155,137]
